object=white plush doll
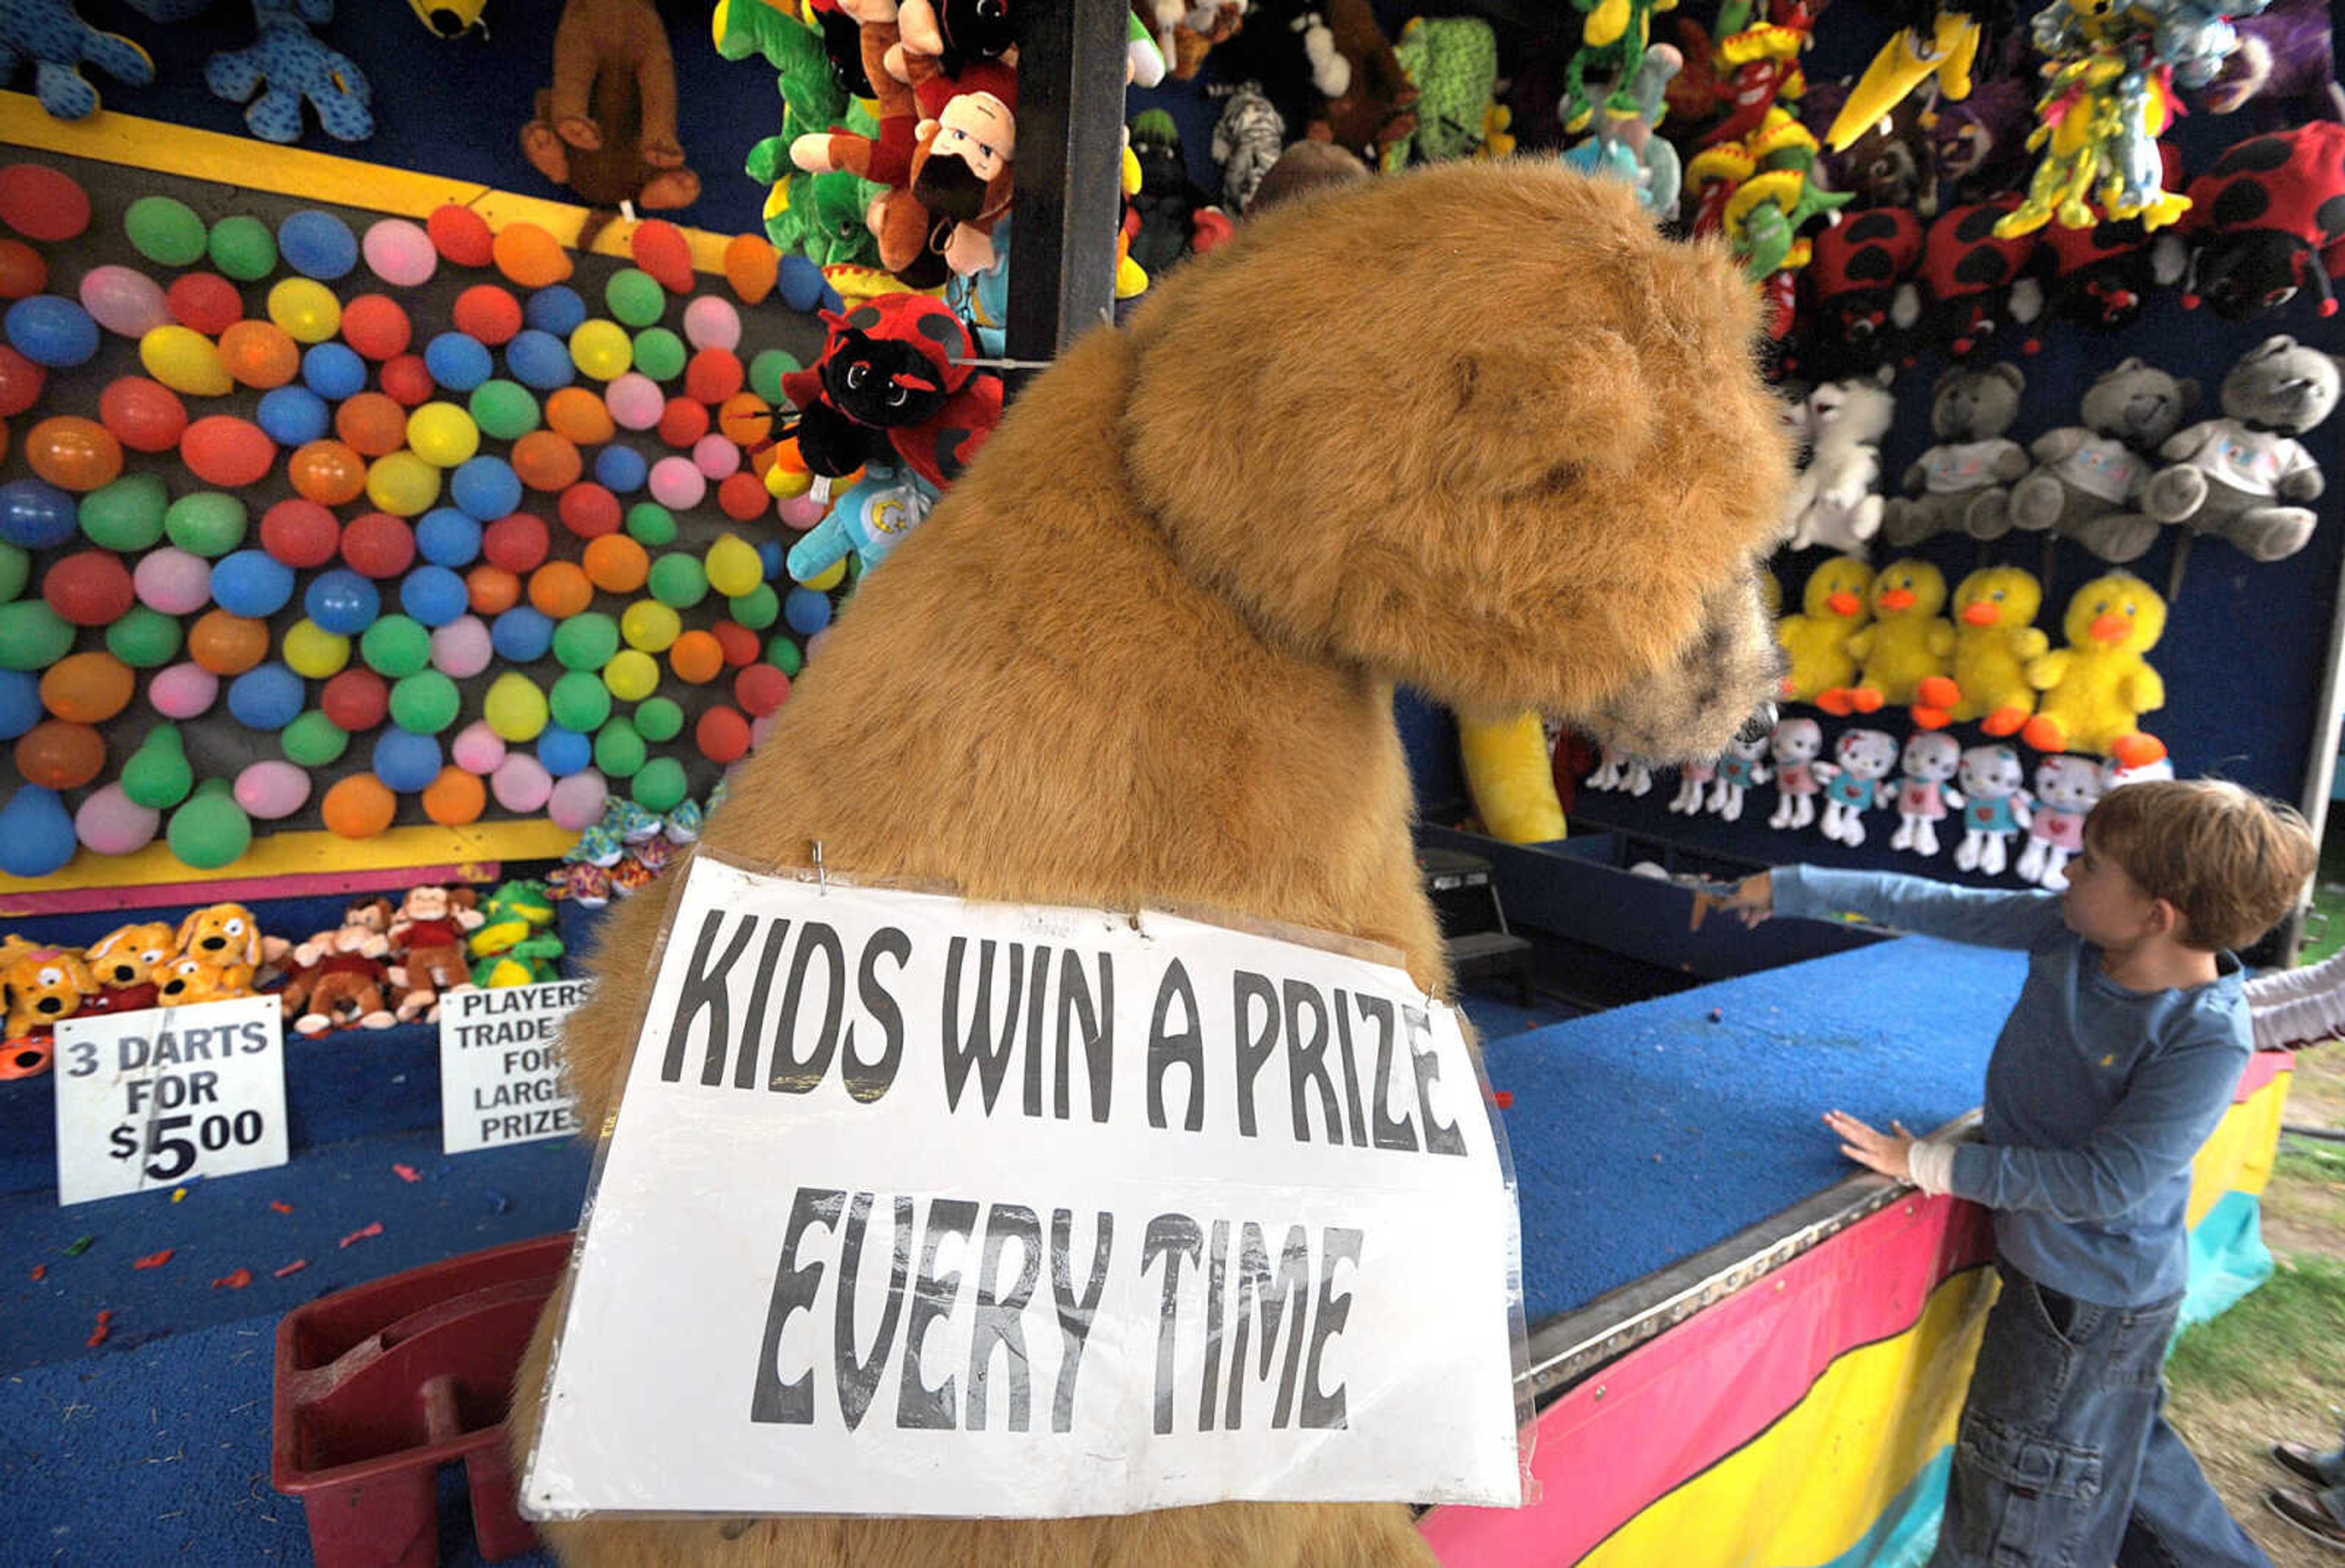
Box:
[1954,743,2033,876]
[1706,732,1770,821]
[1783,376,1896,554]
[1816,727,1900,847]
[1767,717,1825,830]
[2017,755,2104,890]
[1669,758,1716,815]
[1889,731,1963,857]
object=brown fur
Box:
[520,0,700,211]
[514,163,1792,1567]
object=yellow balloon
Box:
[602,647,659,702]
[764,463,813,500]
[405,402,481,468]
[282,619,351,679]
[802,557,847,593]
[267,278,344,344]
[619,599,681,653]
[568,319,633,382]
[704,534,762,598]
[482,671,548,742]
[366,450,442,517]
[139,324,231,397]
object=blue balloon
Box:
[256,385,331,446]
[504,328,573,391]
[783,586,833,636]
[526,285,586,336]
[491,604,554,661]
[372,728,443,793]
[594,443,647,494]
[305,568,380,635]
[0,785,75,877]
[450,456,522,521]
[424,332,493,393]
[0,479,78,549]
[302,341,368,401]
[0,668,39,739]
[399,564,468,626]
[227,662,305,730]
[758,539,784,581]
[209,548,296,617]
[415,507,482,567]
[278,209,359,280]
[536,723,592,777]
[778,255,829,316]
[5,294,98,368]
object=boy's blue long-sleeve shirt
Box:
[1775,865,2252,1307]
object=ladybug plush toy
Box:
[2181,121,2345,319]
[779,294,1004,491]
[1904,193,2044,360]
[1797,206,1923,375]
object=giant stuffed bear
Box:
[514,163,1792,1567]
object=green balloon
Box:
[0,600,72,670]
[594,716,645,778]
[633,695,684,742]
[553,611,619,672]
[632,756,688,813]
[0,541,25,603]
[79,473,170,551]
[647,553,708,609]
[390,670,460,734]
[360,614,433,678]
[126,195,208,267]
[122,725,194,810]
[632,327,686,382]
[765,634,804,677]
[605,269,666,328]
[469,379,541,441]
[167,778,252,871]
[550,670,612,732]
[106,606,183,668]
[164,492,249,557]
[207,214,278,281]
[749,349,801,405]
[728,584,779,631]
[625,501,676,546]
[282,710,349,766]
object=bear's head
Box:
[2078,358,2198,447]
[1930,362,2024,441]
[1119,164,1793,764]
[2216,335,2342,438]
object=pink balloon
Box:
[490,753,551,812]
[647,456,705,510]
[548,769,608,830]
[777,493,826,531]
[451,719,506,775]
[429,614,493,678]
[691,433,741,481]
[682,296,741,352]
[233,759,311,819]
[78,264,171,339]
[148,661,219,719]
[74,783,159,855]
[362,219,437,288]
[134,548,212,615]
[603,372,663,432]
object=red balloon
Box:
[711,619,759,667]
[0,238,46,300]
[180,415,277,487]
[657,396,710,449]
[42,549,134,625]
[15,719,105,789]
[717,470,769,521]
[260,498,341,567]
[630,219,694,294]
[427,203,494,267]
[321,667,389,730]
[341,512,416,578]
[685,349,744,405]
[0,164,90,242]
[695,704,752,763]
[98,376,188,453]
[0,343,44,417]
[481,511,548,572]
[734,662,791,717]
[340,292,412,360]
[380,353,433,407]
[451,285,523,346]
[556,482,620,539]
[167,272,243,336]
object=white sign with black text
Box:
[440,980,591,1154]
[524,858,1525,1521]
[53,995,288,1207]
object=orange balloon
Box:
[24,415,122,491]
[15,719,106,789]
[545,386,616,446]
[40,650,136,724]
[289,439,370,506]
[467,564,522,614]
[492,221,572,288]
[723,233,780,305]
[527,560,593,619]
[218,320,300,390]
[511,429,582,492]
[421,765,486,825]
[581,534,649,593]
[668,629,723,684]
[716,392,773,448]
[335,391,410,459]
[767,435,810,476]
[187,608,269,675]
[321,774,397,838]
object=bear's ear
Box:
[1987,361,2024,393]
[1931,366,1964,399]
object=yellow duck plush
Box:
[1776,554,1874,705]
[1823,557,1953,714]
[2023,573,2169,765]
[1914,565,2048,733]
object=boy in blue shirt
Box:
[1720,779,2318,1568]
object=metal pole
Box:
[1006,0,1129,374]
[2283,539,2345,964]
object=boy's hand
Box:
[1716,870,1773,927]
[1824,1109,1914,1182]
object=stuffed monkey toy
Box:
[513,164,1794,1568]
[521,0,699,211]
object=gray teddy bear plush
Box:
[2142,335,2338,564]
[2007,358,2198,564]
[1881,363,2029,548]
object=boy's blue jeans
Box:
[1929,1261,2270,1567]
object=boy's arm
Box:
[1943,1032,2245,1223]
[1770,864,2067,950]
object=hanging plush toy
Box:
[1881,362,2027,547]
[206,0,373,144]
[785,468,934,583]
[721,0,885,267]
[1795,208,1923,377]
[1767,715,1825,829]
[522,0,695,209]
[1783,376,1892,553]
[1901,194,2043,358]
[1561,43,1684,214]
[1925,75,2035,212]
[1954,742,2031,875]
[409,0,485,37]
[2180,120,2345,320]
[1560,0,1680,135]
[1210,80,1285,211]
[2017,754,2104,890]
[1777,553,1875,705]
[1706,731,1772,820]
[2140,334,2336,564]
[1668,756,1717,814]
[1916,564,2048,733]
[2037,206,2188,330]
[1824,557,1953,717]
[2022,572,2168,764]
[0,0,156,118]
[2007,357,2197,562]
[1994,0,2197,239]
[1889,730,1964,855]
[777,293,1003,492]
[1816,727,1899,846]
[1587,744,1656,796]
[1822,0,2004,153]
[1698,0,1822,150]
[1389,15,1510,165]
[2197,0,2332,117]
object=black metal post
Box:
[1006,0,1130,376]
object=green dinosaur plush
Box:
[1389,16,1501,167]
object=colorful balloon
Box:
[371,728,442,797]
[24,416,120,491]
[423,765,487,825]
[0,343,43,416]
[234,760,311,819]
[340,511,416,578]
[100,377,190,452]
[105,606,180,668]
[340,293,412,360]
[362,217,437,287]
[450,456,522,521]
[123,722,195,805]
[125,195,206,265]
[603,372,663,431]
[280,710,348,767]
[140,324,231,396]
[306,568,381,635]
[490,752,552,811]
[547,769,608,830]
[428,203,494,267]
[288,440,369,507]
[568,319,631,381]
[164,491,246,557]
[320,774,396,838]
[301,341,368,400]
[526,285,586,336]
[266,277,342,343]
[167,273,242,336]
[483,670,548,741]
[424,331,493,393]
[255,384,330,446]
[0,599,73,669]
[75,783,160,856]
[7,294,98,367]
[180,416,277,487]
[144,666,216,725]
[225,662,303,729]
[451,719,506,774]
[40,649,134,722]
[206,214,277,281]
[206,548,294,618]
[493,221,572,288]
[366,451,441,516]
[78,264,170,338]
[281,617,350,679]
[453,285,523,345]
[429,613,492,678]
[335,391,409,456]
[133,547,211,614]
[278,209,358,280]
[16,717,105,788]
[724,234,781,305]
[633,755,688,812]
[0,785,75,876]
[0,163,90,242]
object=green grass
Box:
[2169,1254,2345,1403]
[2275,1138,2345,1187]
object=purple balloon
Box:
[133,548,212,615]
[78,265,171,339]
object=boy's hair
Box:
[2085,780,2319,951]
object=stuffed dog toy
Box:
[173,902,263,994]
[79,921,177,1016]
[2,944,93,1040]
[514,162,1792,1567]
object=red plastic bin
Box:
[272,1232,575,1568]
